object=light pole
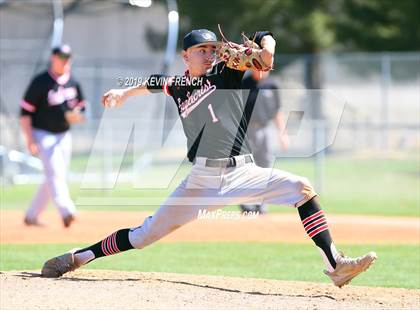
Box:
[129,0,179,74]
[162,0,179,74]
[51,0,64,48]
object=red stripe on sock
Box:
[104,238,111,255]
[101,240,110,256]
[308,223,329,238]
[114,232,120,253]
[106,235,115,255]
[303,214,324,228]
[302,210,324,225]
[109,232,119,254]
[304,217,327,232]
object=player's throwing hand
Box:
[102,89,127,108]
[26,140,39,156]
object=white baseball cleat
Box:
[324,251,377,288]
[41,248,81,278]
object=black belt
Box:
[194,154,253,168]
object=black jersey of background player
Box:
[241,74,280,128]
[148,62,254,162]
[20,70,85,133]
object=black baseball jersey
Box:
[242,75,280,127]
[20,70,85,133]
[147,31,273,162]
[148,64,251,162]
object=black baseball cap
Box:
[52,44,72,58]
[183,29,218,50]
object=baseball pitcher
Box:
[41,29,376,287]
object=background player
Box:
[20,44,85,228]
[41,29,376,287]
[240,70,289,214]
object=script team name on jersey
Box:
[176,80,216,118]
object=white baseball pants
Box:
[128,154,317,249]
[25,129,76,220]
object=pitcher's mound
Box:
[1,270,418,309]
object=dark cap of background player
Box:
[52,44,72,58]
[183,29,218,51]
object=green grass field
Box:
[1,242,418,289]
[2,156,419,216]
[2,156,418,290]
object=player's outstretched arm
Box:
[102,84,151,108]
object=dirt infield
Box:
[1,210,419,244]
[1,270,419,309]
[1,210,419,309]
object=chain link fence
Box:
[1,1,419,188]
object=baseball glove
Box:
[216,24,273,72]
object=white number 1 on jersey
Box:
[207,104,219,123]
